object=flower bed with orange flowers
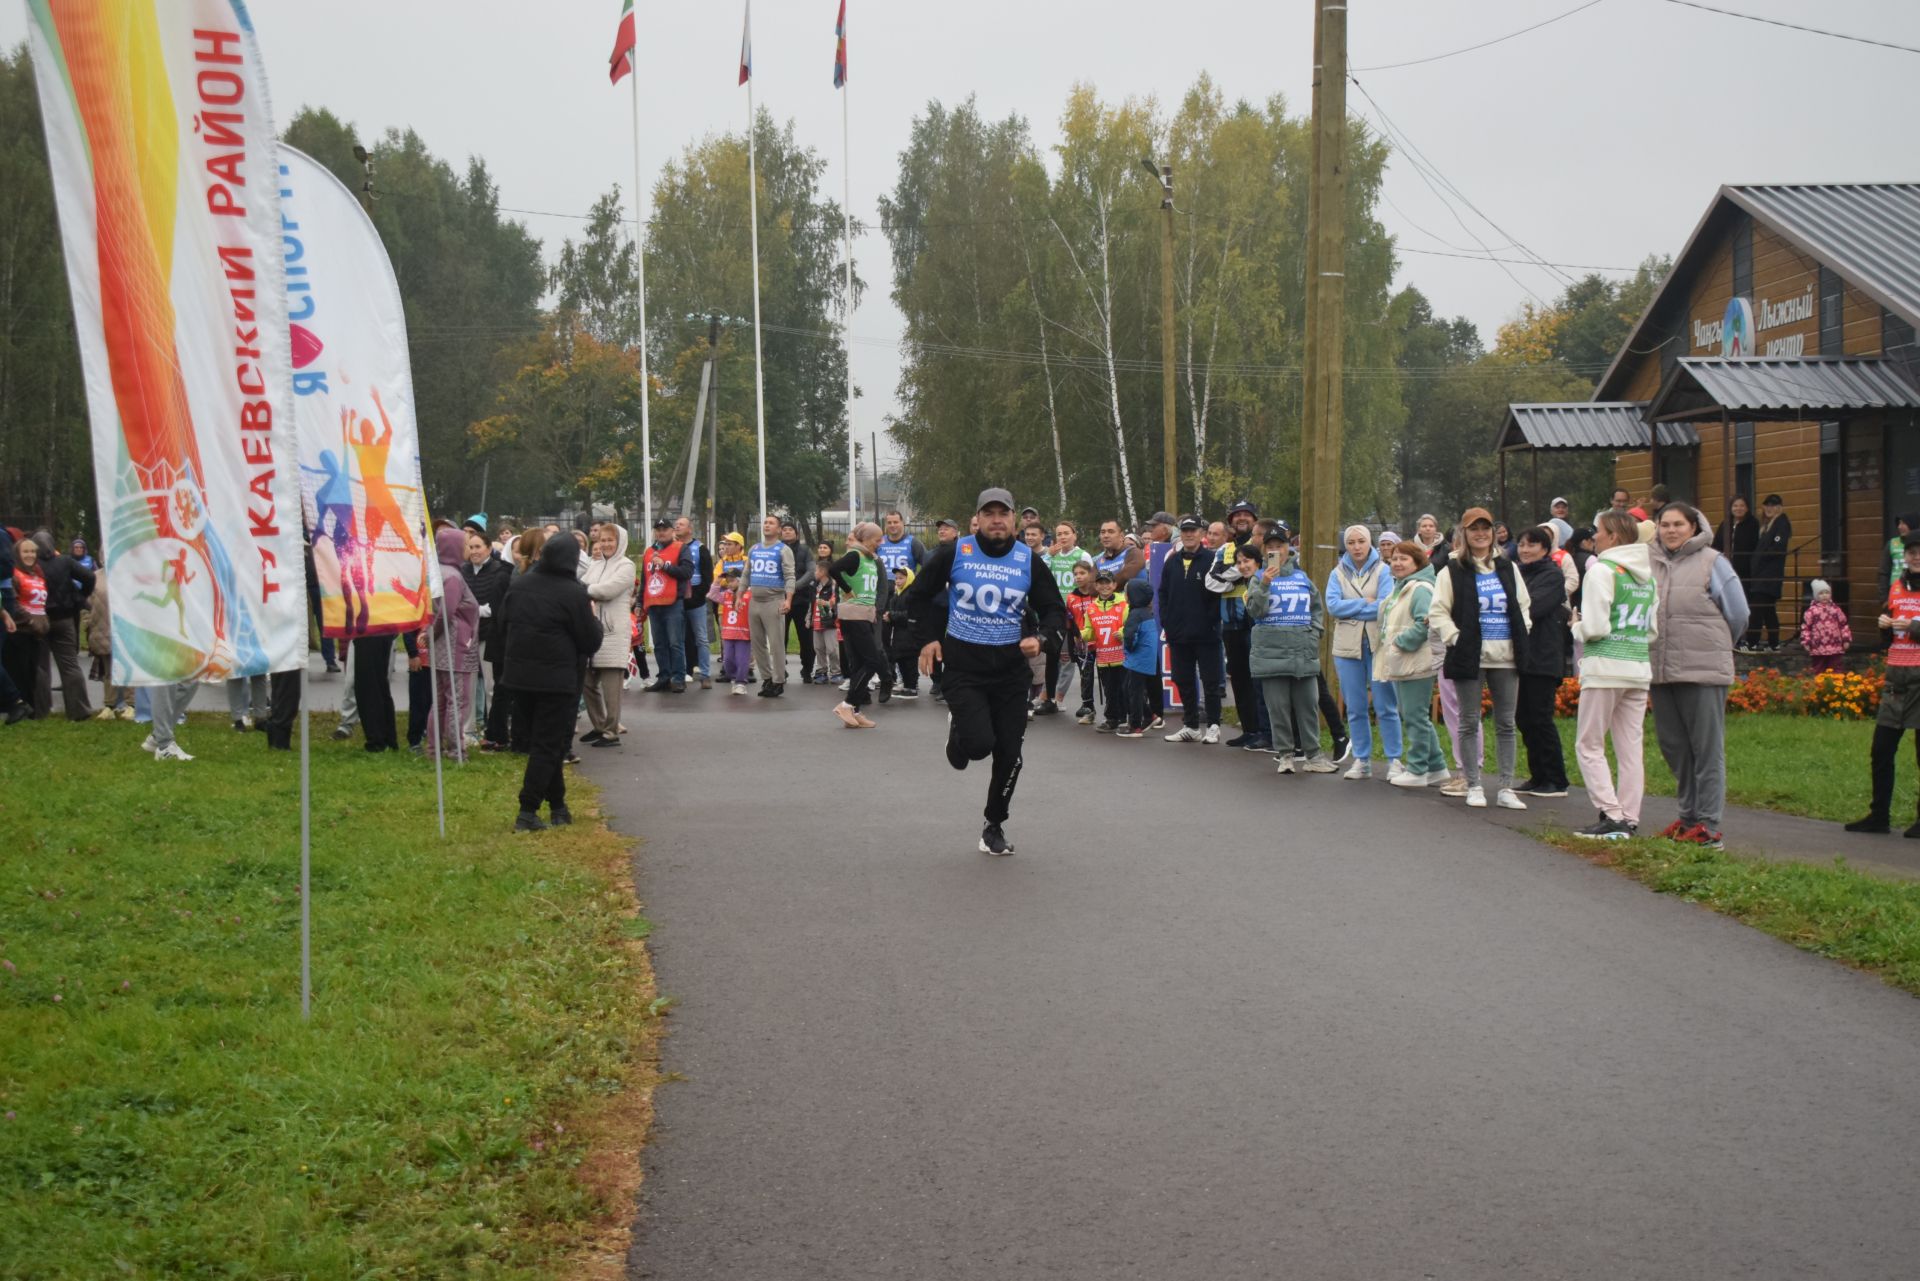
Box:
[1551,665,1884,720]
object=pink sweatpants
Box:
[1575,685,1648,824]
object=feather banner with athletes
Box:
[277,145,437,639]
[25,1,306,685]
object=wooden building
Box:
[1498,184,1920,637]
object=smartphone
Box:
[1265,548,1286,571]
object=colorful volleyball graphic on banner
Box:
[278,145,437,639]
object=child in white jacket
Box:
[1570,510,1659,839]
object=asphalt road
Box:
[595,664,1920,1280]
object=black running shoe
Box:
[979,822,1014,856]
[1846,814,1892,833]
[514,810,548,833]
[549,804,573,826]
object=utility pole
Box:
[1143,157,1178,516]
[1300,0,1347,606]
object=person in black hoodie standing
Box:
[1157,517,1224,743]
[1512,526,1571,797]
[1746,494,1792,652]
[462,527,513,747]
[904,489,1067,855]
[500,536,601,831]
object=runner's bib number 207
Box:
[946,540,1032,645]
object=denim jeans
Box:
[649,600,687,683]
[1333,641,1402,761]
[683,600,711,677]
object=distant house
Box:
[1498,183,1920,635]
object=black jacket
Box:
[462,552,514,662]
[499,538,601,693]
[902,536,1068,679]
[1440,556,1527,680]
[40,551,96,620]
[1749,513,1792,600]
[1156,543,1221,643]
[1516,556,1569,680]
[1713,513,1759,581]
[781,537,813,585]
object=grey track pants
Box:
[1651,683,1728,829]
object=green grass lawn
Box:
[0,713,654,1279]
[1539,830,1920,996]
[1461,712,1897,826]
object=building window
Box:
[1820,266,1844,355]
[1820,421,1844,561]
[1886,308,1918,383]
[1735,420,1756,509]
[1732,216,1753,301]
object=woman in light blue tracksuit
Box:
[1325,525,1403,780]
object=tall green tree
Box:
[0,46,89,532]
[640,110,857,532]
[281,108,547,518]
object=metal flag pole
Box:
[840,3,856,531]
[744,0,769,526]
[425,608,447,838]
[630,58,653,535]
[299,662,311,1019]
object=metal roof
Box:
[1497,402,1697,452]
[1727,185,1920,330]
[1595,183,1920,401]
[1648,356,1920,422]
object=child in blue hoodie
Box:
[1119,577,1160,739]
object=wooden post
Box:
[1301,0,1346,599]
[1159,166,1178,516]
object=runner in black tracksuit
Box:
[903,488,1068,855]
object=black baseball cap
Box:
[651,517,671,530]
[935,517,959,530]
[1178,516,1202,532]
[1227,500,1257,519]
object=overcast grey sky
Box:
[6,0,1916,469]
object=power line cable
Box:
[1660,0,1920,56]
[1353,0,1610,71]
[1350,75,1579,297]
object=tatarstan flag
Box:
[609,0,636,84]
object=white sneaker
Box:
[1202,724,1221,744]
[731,683,746,695]
[94,707,115,720]
[837,679,851,692]
[1465,786,1487,808]
[1165,726,1202,743]
[1275,755,1296,775]
[1389,769,1427,789]
[154,744,194,762]
[1344,759,1371,780]
[1496,788,1528,810]
[1422,770,1452,787]
[140,734,158,753]
[1439,776,1469,797]
[1301,755,1338,774]
[117,707,136,721]
[1386,757,1406,781]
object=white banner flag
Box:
[277,145,437,639]
[25,1,305,684]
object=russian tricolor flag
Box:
[833,0,847,88]
[739,0,752,84]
